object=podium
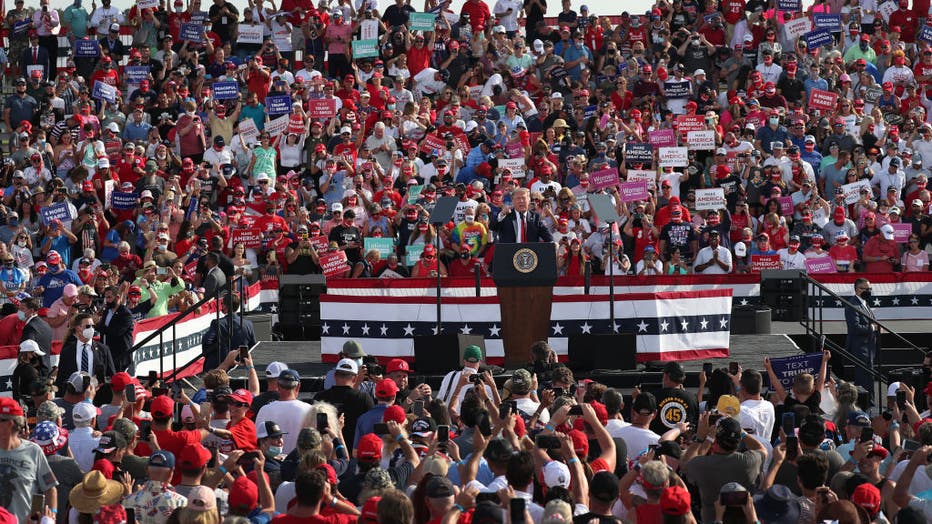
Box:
[492,243,558,367]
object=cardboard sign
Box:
[238,119,259,144]
[410,12,436,31]
[406,184,424,204]
[405,244,425,266]
[879,1,897,23]
[287,114,305,135]
[190,11,209,24]
[266,95,293,116]
[649,129,676,147]
[40,202,72,224]
[626,169,656,190]
[864,85,883,104]
[808,89,838,111]
[498,157,526,178]
[307,98,337,118]
[111,192,137,210]
[232,227,263,249]
[310,235,329,252]
[237,24,264,44]
[590,168,620,190]
[212,81,239,100]
[841,179,871,204]
[505,140,524,159]
[750,254,782,272]
[138,0,159,9]
[92,81,116,103]
[778,196,795,216]
[785,17,814,40]
[695,187,726,210]
[777,0,801,11]
[804,28,834,50]
[180,23,204,43]
[351,39,380,59]
[920,25,932,45]
[687,130,715,150]
[805,255,837,274]
[619,180,650,202]
[265,115,289,137]
[769,352,824,388]
[813,14,842,31]
[364,237,396,259]
[418,133,446,155]
[124,65,151,83]
[892,222,913,243]
[675,115,706,134]
[658,147,688,168]
[625,143,653,165]
[319,251,349,277]
[74,39,100,58]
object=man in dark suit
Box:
[19,296,53,370]
[97,285,135,373]
[55,312,116,392]
[489,187,554,243]
[845,278,878,398]
[202,293,256,371]
[22,31,51,81]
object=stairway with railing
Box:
[798,274,929,406]
[130,275,248,382]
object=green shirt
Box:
[63,5,90,38]
[135,277,185,318]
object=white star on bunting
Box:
[873,299,882,307]
[361,324,370,335]
[489,325,501,337]
[700,318,709,330]
[342,323,351,335]
[580,322,592,334]
[380,324,389,336]
[553,323,564,335]
[911,297,919,305]
[719,317,729,329]
[403,324,415,336]
[660,320,669,332]
[680,319,689,331]
[892,297,900,305]
[461,324,473,335]
[637,320,649,332]
[321,323,330,335]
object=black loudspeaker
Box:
[279,275,327,340]
[760,270,808,322]
[567,333,637,372]
[413,334,486,374]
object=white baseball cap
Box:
[881,223,895,240]
[543,460,571,488]
[265,361,289,379]
[335,358,359,375]
[72,402,97,423]
[19,339,45,356]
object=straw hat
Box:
[69,471,123,514]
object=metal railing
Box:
[800,274,928,405]
[131,274,247,383]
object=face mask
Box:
[16,240,25,247]
[266,446,283,457]
[8,219,18,227]
[82,327,95,340]
[860,42,869,51]
[862,289,872,301]
[17,311,26,321]
[769,117,779,126]
[464,215,475,223]
[157,244,167,251]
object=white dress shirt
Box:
[76,340,94,374]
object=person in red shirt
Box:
[889,0,918,43]
[270,469,356,524]
[205,388,258,451]
[90,56,120,87]
[406,33,433,79]
[459,0,491,33]
[144,396,205,484]
[246,56,273,102]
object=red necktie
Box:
[33,48,38,63]
[520,213,527,243]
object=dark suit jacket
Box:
[845,297,876,360]
[55,338,116,392]
[97,36,126,61]
[21,46,51,80]
[21,316,53,368]
[98,305,135,372]
[202,315,256,370]
[489,209,554,243]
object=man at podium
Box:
[490,188,554,243]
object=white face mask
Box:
[464,215,475,223]
[17,311,26,321]
[17,240,25,247]
[769,117,779,126]
[82,327,95,340]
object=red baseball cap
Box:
[0,397,24,416]
[382,405,406,424]
[386,359,410,374]
[357,433,383,461]
[229,476,259,513]
[178,443,212,469]
[375,378,399,399]
[110,372,133,392]
[150,395,175,418]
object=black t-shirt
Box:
[660,222,697,259]
[208,2,239,41]
[328,224,363,263]
[314,385,374,451]
[650,386,699,434]
[382,4,414,29]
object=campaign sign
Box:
[186,198,199,220]
[307,99,337,118]
[687,130,715,150]
[212,81,239,100]
[750,254,782,272]
[658,147,688,168]
[232,227,263,249]
[777,0,801,11]
[879,1,897,22]
[319,251,349,277]
[92,81,116,103]
[498,157,526,178]
[351,39,380,59]
[41,202,72,224]
[407,184,424,204]
[649,129,676,147]
[410,12,436,31]
[663,80,691,99]
[675,115,705,134]
[920,25,932,45]
[805,256,837,274]
[237,24,264,44]
[74,39,100,58]
[190,11,209,24]
[590,168,620,190]
[238,119,260,144]
[405,244,425,266]
[695,188,726,210]
[892,223,913,243]
[266,95,293,116]
[841,179,871,204]
[626,169,656,190]
[768,352,824,388]
[506,140,524,158]
[180,23,204,43]
[265,115,290,137]
[804,29,834,50]
[784,18,813,41]
[125,66,151,83]
[625,143,653,165]
[138,0,159,9]
[778,196,795,216]
[310,235,329,252]
[364,237,396,259]
[863,85,883,104]
[288,115,305,135]
[111,192,137,210]
[808,89,838,111]
[813,14,842,31]
[418,134,446,155]
[584,105,597,119]
[619,180,649,202]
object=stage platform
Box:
[229,331,805,396]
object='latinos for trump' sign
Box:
[351,39,380,59]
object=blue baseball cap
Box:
[148,450,176,469]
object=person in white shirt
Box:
[295,59,323,84]
[779,235,808,270]
[90,0,124,36]
[69,401,100,472]
[254,369,312,454]
[693,230,732,274]
[436,345,494,415]
[613,392,662,461]
[509,369,549,424]
[602,389,631,438]
[413,68,449,99]
[493,0,521,35]
[736,369,775,442]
